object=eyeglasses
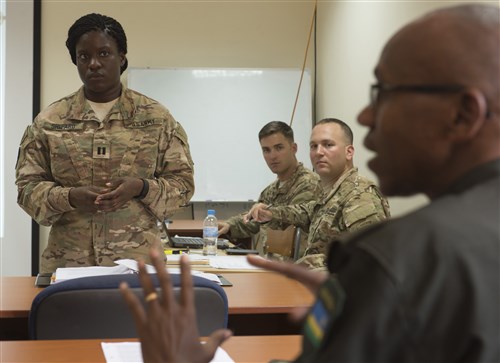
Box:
[370,83,465,105]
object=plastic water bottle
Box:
[203,209,218,256]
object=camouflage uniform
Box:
[16,86,195,272]
[267,167,390,270]
[225,163,322,258]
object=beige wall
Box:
[41,0,316,107]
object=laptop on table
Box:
[164,227,229,250]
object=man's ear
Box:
[345,144,354,161]
[452,88,488,141]
[291,142,298,154]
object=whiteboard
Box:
[128,68,313,201]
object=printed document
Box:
[101,342,234,363]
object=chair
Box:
[265,225,302,261]
[29,273,228,340]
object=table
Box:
[0,273,313,339]
[0,335,302,362]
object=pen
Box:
[247,204,273,222]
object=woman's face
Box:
[75,30,125,102]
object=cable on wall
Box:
[290,0,317,127]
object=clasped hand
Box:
[69,177,143,213]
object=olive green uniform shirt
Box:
[16,86,195,272]
[268,167,390,270]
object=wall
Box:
[40,0,316,106]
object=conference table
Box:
[0,335,302,362]
[1,271,313,339]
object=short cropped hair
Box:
[66,13,128,74]
[258,121,294,142]
[315,118,354,145]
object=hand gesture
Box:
[243,203,273,223]
[218,222,230,236]
[120,250,232,363]
[94,177,144,212]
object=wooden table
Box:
[1,273,313,339]
[0,277,44,318]
[0,335,302,362]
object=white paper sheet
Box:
[208,255,263,270]
[53,255,260,285]
[101,342,235,363]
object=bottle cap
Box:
[207,209,215,215]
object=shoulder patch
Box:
[303,276,346,349]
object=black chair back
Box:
[29,273,228,340]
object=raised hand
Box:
[120,250,232,363]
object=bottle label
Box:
[203,226,218,238]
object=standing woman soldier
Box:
[16,13,195,273]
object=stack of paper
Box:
[165,253,210,265]
[53,264,133,283]
[52,259,222,285]
[115,259,221,284]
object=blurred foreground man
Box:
[121,4,500,362]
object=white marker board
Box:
[128,68,313,201]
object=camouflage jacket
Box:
[226,163,322,258]
[16,86,195,272]
[268,167,390,270]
